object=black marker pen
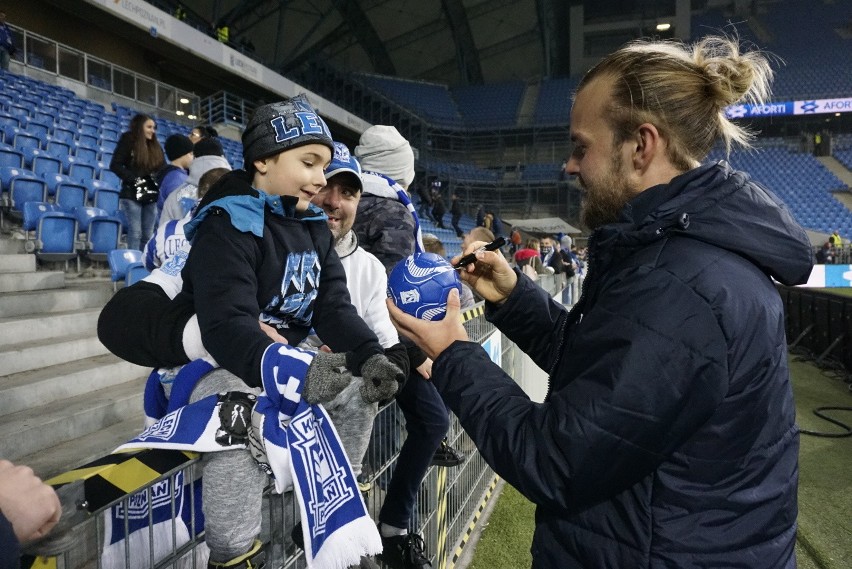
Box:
[453,236,506,269]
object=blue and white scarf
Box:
[118,343,381,568]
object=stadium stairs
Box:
[0,231,148,480]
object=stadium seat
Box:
[100,169,121,188]
[93,188,120,214]
[9,175,48,215]
[26,211,78,269]
[46,140,72,160]
[13,132,42,153]
[107,248,143,290]
[84,216,123,262]
[32,154,63,177]
[0,147,23,168]
[55,182,88,211]
[22,201,60,231]
[41,172,75,197]
[125,262,150,286]
[73,206,110,234]
[74,145,98,163]
[69,162,97,183]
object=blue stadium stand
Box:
[25,210,79,270]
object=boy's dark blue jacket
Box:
[98,169,382,388]
[433,161,812,568]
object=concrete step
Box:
[0,253,36,273]
[0,270,65,293]
[0,307,100,345]
[0,237,24,254]
[0,353,147,416]
[0,281,112,318]
[0,377,146,463]
[0,334,110,376]
[20,414,147,481]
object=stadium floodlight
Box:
[180,97,190,104]
[656,22,671,31]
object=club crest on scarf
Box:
[262,250,321,327]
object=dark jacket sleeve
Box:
[97,281,195,368]
[109,132,136,185]
[311,233,383,374]
[181,213,271,388]
[354,199,416,273]
[0,510,20,569]
[433,271,728,514]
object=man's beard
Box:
[580,151,637,231]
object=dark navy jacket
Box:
[433,162,811,568]
[98,170,382,388]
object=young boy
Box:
[99,96,402,567]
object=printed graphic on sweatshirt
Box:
[260,251,321,329]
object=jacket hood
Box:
[187,155,232,185]
[598,161,813,286]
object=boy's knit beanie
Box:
[354,125,415,188]
[242,94,334,166]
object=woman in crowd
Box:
[110,114,165,250]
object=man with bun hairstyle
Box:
[387,35,812,568]
[99,96,404,568]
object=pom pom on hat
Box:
[354,125,415,188]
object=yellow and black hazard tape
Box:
[435,467,450,569]
[448,475,501,569]
[46,449,198,511]
[459,304,484,323]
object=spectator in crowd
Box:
[558,235,579,305]
[490,211,503,237]
[159,137,231,225]
[387,34,812,568]
[815,241,833,264]
[449,193,463,237]
[353,125,461,569]
[143,167,229,270]
[829,229,842,248]
[414,182,433,222]
[430,187,446,229]
[509,227,522,255]
[539,236,564,275]
[514,238,546,277]
[482,211,493,232]
[99,97,403,568]
[155,134,194,213]
[459,226,494,306]
[0,459,61,565]
[188,124,218,145]
[0,11,15,71]
[110,114,165,250]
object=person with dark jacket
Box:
[387,35,812,569]
[449,193,463,237]
[98,97,403,567]
[110,113,165,250]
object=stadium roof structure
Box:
[503,217,583,236]
[166,0,687,86]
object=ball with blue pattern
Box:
[387,252,462,321]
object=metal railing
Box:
[7,24,200,120]
[21,285,576,569]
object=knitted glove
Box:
[359,353,403,403]
[303,351,353,404]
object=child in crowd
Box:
[99,96,403,567]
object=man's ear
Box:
[633,122,662,171]
[254,158,267,174]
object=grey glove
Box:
[359,353,403,403]
[303,351,353,404]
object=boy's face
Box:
[253,143,332,211]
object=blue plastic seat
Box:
[93,188,120,214]
[41,172,75,197]
[85,216,123,262]
[28,211,78,267]
[55,182,88,211]
[32,154,62,177]
[107,248,143,290]
[22,201,60,231]
[9,176,48,213]
[0,147,23,169]
[125,262,151,286]
[73,206,110,234]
